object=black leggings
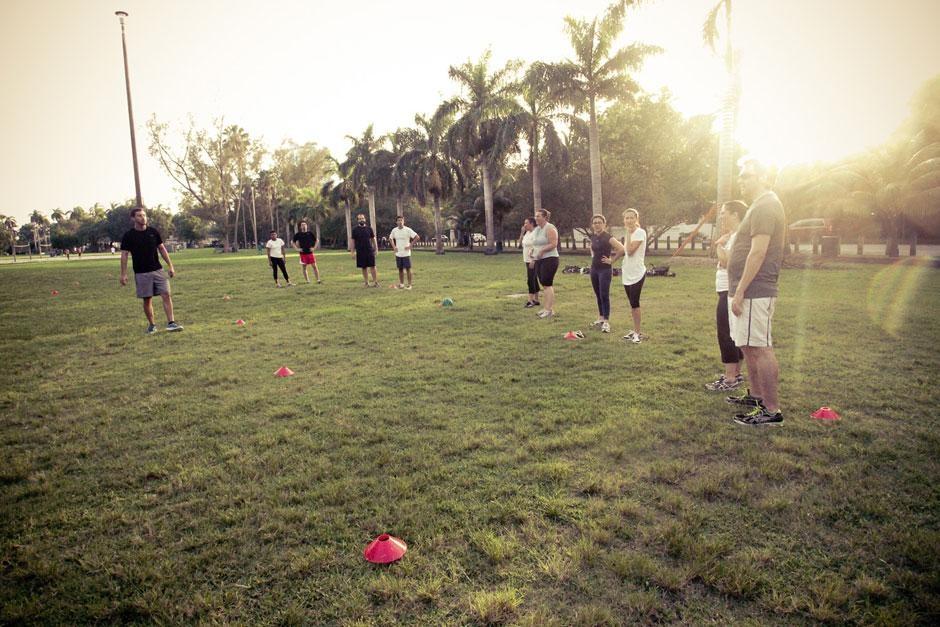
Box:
[623,275,645,309]
[271,257,289,281]
[590,266,612,318]
[535,257,559,287]
[716,291,743,364]
[526,264,540,295]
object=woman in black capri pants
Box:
[520,217,540,308]
[530,209,560,319]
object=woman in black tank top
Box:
[588,214,625,333]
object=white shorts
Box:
[729,296,775,348]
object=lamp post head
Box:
[115,10,128,25]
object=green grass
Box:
[1,249,938,625]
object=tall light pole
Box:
[115,10,143,209]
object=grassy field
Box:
[1,249,938,625]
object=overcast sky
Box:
[1,0,938,222]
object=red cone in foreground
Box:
[51,290,59,296]
[235,319,245,326]
[811,406,841,421]
[274,366,294,377]
[364,534,407,564]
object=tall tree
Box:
[520,62,564,214]
[342,125,387,236]
[703,0,739,209]
[553,0,660,214]
[439,50,523,252]
[399,111,464,253]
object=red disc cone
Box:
[364,533,407,564]
[51,290,59,296]
[811,406,841,420]
[274,366,294,377]
[235,319,246,326]
[564,331,577,340]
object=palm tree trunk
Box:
[315,221,322,250]
[433,195,444,255]
[396,195,403,219]
[241,194,249,249]
[531,127,542,214]
[588,96,603,215]
[481,163,496,252]
[344,199,353,251]
[368,190,378,248]
[886,215,900,257]
[234,195,241,249]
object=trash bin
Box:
[821,236,839,258]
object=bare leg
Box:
[361,268,369,286]
[312,263,321,282]
[741,347,763,400]
[302,264,310,283]
[160,292,175,323]
[724,361,742,380]
[543,286,555,313]
[743,347,779,412]
[142,297,155,325]
[406,268,413,286]
[631,307,641,335]
[398,268,405,286]
[370,267,378,285]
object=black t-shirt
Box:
[120,226,163,274]
[590,231,613,270]
[293,231,316,253]
[351,225,375,253]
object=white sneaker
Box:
[590,319,604,328]
[397,284,405,289]
[536,309,547,317]
[537,310,554,319]
[631,333,642,344]
[601,321,610,333]
[405,284,412,290]
[622,331,636,340]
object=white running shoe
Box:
[601,321,610,333]
[590,319,604,328]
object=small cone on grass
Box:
[441,297,454,307]
[235,319,246,326]
[222,295,232,301]
[364,534,407,564]
[274,366,294,377]
[564,331,584,340]
[51,290,59,296]
[811,406,841,421]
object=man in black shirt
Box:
[292,221,321,284]
[120,207,183,334]
[351,213,380,287]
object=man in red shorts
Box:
[292,221,321,284]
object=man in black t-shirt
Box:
[292,221,321,284]
[120,207,183,335]
[351,213,379,287]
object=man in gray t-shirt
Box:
[727,159,786,426]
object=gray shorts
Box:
[135,270,170,298]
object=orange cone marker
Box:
[811,406,841,420]
[274,366,294,377]
[51,290,59,296]
[364,534,407,564]
[564,330,585,340]
[235,319,246,326]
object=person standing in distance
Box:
[520,217,540,308]
[727,159,786,426]
[119,207,183,334]
[389,215,419,289]
[266,230,293,287]
[621,208,647,343]
[705,200,747,391]
[292,221,321,284]
[530,209,560,319]
[351,213,379,287]
[588,214,626,333]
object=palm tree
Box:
[553,0,660,214]
[376,127,422,219]
[51,209,66,223]
[439,50,523,252]
[1,215,17,261]
[321,163,358,251]
[703,0,739,208]
[520,62,565,214]
[399,112,464,254]
[342,125,387,235]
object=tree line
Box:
[3,1,938,258]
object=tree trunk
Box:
[315,221,322,250]
[433,195,444,255]
[886,215,900,257]
[396,195,403,219]
[588,96,603,215]
[241,193,248,249]
[368,190,378,250]
[233,195,241,249]
[531,126,542,214]
[268,188,275,236]
[481,163,496,252]
[909,230,917,257]
[250,186,258,248]
[222,202,231,252]
[344,199,353,251]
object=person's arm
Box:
[157,244,175,277]
[120,251,129,285]
[731,234,770,316]
[372,230,378,254]
[538,226,558,257]
[606,236,626,265]
[625,230,643,256]
[266,243,273,265]
[409,230,419,249]
[715,234,731,267]
[280,240,288,260]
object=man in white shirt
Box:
[265,230,293,287]
[389,215,419,289]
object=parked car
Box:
[788,218,832,245]
[471,233,486,244]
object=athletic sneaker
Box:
[631,333,641,344]
[733,406,784,426]
[706,374,744,391]
[397,283,405,289]
[537,310,554,319]
[405,285,412,290]
[317,280,322,284]
[536,309,547,317]
[166,321,184,332]
[590,319,604,328]
[622,331,636,341]
[145,324,157,335]
[726,389,762,407]
[524,301,537,308]
[601,321,611,333]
